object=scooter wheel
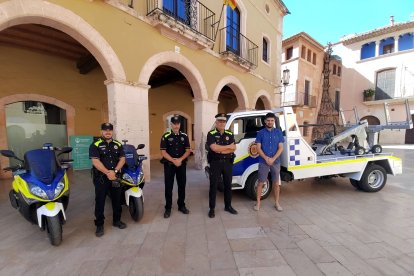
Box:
[129,197,144,222]
[46,216,62,246]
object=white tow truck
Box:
[206,104,411,200]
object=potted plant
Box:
[363,88,375,101]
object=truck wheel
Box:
[355,146,365,155]
[46,216,62,246]
[349,179,361,190]
[371,145,382,154]
[129,196,144,222]
[244,172,272,200]
[359,164,387,192]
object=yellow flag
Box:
[224,0,237,10]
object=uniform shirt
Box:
[160,130,190,159]
[89,138,125,171]
[206,128,235,160]
[255,127,284,164]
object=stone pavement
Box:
[0,148,414,275]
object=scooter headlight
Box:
[30,186,48,199]
[122,173,135,184]
[54,181,65,197]
[137,171,144,184]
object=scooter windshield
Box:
[24,149,57,184]
[124,144,138,169]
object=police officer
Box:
[206,113,237,218]
[160,115,191,218]
[89,123,126,237]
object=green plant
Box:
[363,88,375,97]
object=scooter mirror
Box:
[137,144,145,150]
[57,147,73,157]
[0,150,16,158]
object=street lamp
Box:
[281,68,290,106]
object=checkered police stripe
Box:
[289,139,301,166]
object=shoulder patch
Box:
[94,138,103,147]
[209,129,217,135]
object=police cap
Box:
[215,113,227,121]
[171,115,181,124]
[101,122,113,130]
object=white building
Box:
[333,18,414,144]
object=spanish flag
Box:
[224,0,237,10]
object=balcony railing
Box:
[219,26,258,69]
[146,0,215,41]
[283,92,317,107]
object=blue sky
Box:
[282,0,414,45]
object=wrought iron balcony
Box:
[283,92,317,107]
[218,26,258,70]
[146,0,215,43]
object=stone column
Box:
[104,80,151,180]
[375,41,380,57]
[193,99,219,169]
[394,36,399,52]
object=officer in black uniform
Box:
[160,115,191,218]
[206,113,238,218]
[89,123,126,237]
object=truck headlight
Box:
[122,173,135,184]
[54,181,65,197]
[30,186,48,199]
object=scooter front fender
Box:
[124,187,143,206]
[36,202,66,228]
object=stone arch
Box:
[138,51,207,101]
[162,110,193,141]
[0,93,75,178]
[213,76,249,110]
[0,0,126,81]
[252,90,272,110]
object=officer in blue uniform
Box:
[206,113,238,218]
[89,123,126,237]
[160,115,191,218]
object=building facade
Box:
[281,32,328,142]
[333,19,414,144]
[0,0,289,178]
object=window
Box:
[301,46,306,59]
[163,0,190,25]
[226,6,240,54]
[304,80,310,106]
[333,64,337,75]
[303,121,309,137]
[398,33,414,51]
[262,37,269,62]
[380,37,395,55]
[312,53,316,65]
[286,47,293,60]
[229,116,265,143]
[361,42,376,59]
[337,66,341,77]
[307,49,312,62]
[375,69,396,100]
[335,91,340,111]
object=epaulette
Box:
[94,138,103,146]
[113,140,122,146]
[180,131,188,136]
[163,130,172,138]
[225,130,233,135]
[209,129,217,135]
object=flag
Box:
[224,0,237,10]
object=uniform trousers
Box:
[164,162,187,210]
[94,174,122,226]
[209,159,233,209]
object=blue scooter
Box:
[0,143,72,246]
[119,140,146,222]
